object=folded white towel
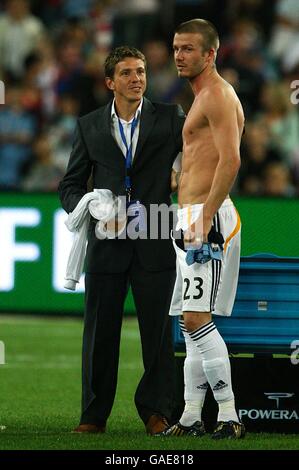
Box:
[64,189,123,291]
[65,191,101,232]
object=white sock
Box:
[218,398,239,423]
[188,321,239,423]
[180,400,203,427]
[179,320,208,426]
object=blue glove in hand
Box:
[185,243,223,266]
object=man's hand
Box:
[202,213,213,242]
[183,212,213,248]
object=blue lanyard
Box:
[118,116,138,198]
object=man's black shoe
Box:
[212,420,245,439]
[156,421,205,437]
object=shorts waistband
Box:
[177,197,233,215]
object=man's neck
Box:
[190,66,218,96]
[114,98,142,122]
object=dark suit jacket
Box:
[59,97,185,273]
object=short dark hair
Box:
[104,46,146,78]
[175,19,219,53]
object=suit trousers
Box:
[80,253,176,427]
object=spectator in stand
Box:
[55,40,83,96]
[142,39,180,102]
[0,85,36,189]
[62,0,95,21]
[112,0,160,47]
[34,37,59,119]
[22,133,64,191]
[54,38,101,116]
[0,0,45,79]
[259,82,299,171]
[270,0,299,72]
[218,19,270,117]
[238,120,282,195]
[262,162,295,197]
[47,94,79,172]
[226,0,276,42]
[91,0,114,57]
[21,53,43,120]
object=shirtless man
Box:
[163,19,245,439]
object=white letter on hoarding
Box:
[0,208,40,291]
[52,209,85,293]
[0,341,5,364]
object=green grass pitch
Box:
[0,315,298,451]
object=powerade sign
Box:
[239,392,299,422]
[232,357,299,433]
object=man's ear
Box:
[105,77,115,91]
[208,48,216,62]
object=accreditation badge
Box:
[126,200,147,234]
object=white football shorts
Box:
[169,199,241,317]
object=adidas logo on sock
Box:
[213,380,228,391]
[197,382,209,390]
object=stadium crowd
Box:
[0,0,298,196]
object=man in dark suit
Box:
[59,46,185,435]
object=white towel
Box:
[64,189,123,291]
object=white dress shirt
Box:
[111,98,143,161]
[111,98,182,170]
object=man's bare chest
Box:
[183,109,210,143]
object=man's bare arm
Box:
[202,87,241,236]
[171,169,181,192]
[171,152,182,192]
